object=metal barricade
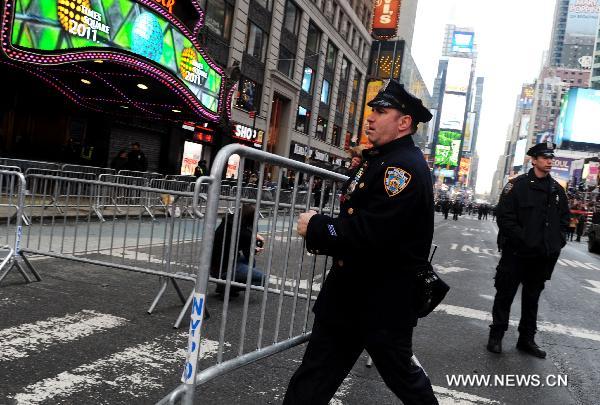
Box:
[0,170,39,285]
[61,164,115,177]
[165,175,197,183]
[157,144,346,405]
[0,165,21,172]
[118,169,164,181]
[0,158,61,172]
[17,174,208,318]
[149,178,197,217]
[96,174,152,220]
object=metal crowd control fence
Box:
[157,144,347,405]
[0,170,39,284]
[118,169,164,181]
[0,157,61,172]
[96,174,153,220]
[11,173,209,321]
[61,164,116,177]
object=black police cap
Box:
[527,142,556,158]
[367,80,433,123]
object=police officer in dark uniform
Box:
[283,80,438,404]
[487,142,570,358]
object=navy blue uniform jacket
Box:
[306,136,434,328]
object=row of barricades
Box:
[1,146,347,404]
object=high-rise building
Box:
[590,8,600,88]
[548,0,599,69]
[527,66,591,151]
[430,25,480,187]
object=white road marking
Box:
[10,333,220,404]
[557,259,600,271]
[479,294,494,301]
[268,275,321,292]
[0,311,127,362]
[330,376,353,405]
[435,304,600,342]
[434,264,471,274]
[584,279,600,295]
[435,385,500,404]
[461,233,474,236]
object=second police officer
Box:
[487,142,570,358]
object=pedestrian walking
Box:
[194,160,208,177]
[111,149,129,172]
[568,215,578,241]
[487,142,569,359]
[442,199,450,220]
[452,200,462,221]
[575,214,585,242]
[284,80,438,404]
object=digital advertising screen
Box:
[462,112,476,152]
[445,57,472,94]
[7,0,223,115]
[555,88,600,145]
[565,0,600,38]
[518,114,530,138]
[550,157,575,186]
[513,138,528,168]
[435,130,463,167]
[439,93,467,131]
[360,80,384,147]
[451,31,474,53]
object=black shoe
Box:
[516,338,546,358]
[487,336,502,354]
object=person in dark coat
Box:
[127,142,148,172]
[210,205,265,297]
[194,160,208,177]
[487,142,570,359]
[575,214,586,242]
[284,80,438,404]
[111,149,129,172]
[441,199,450,220]
[452,200,462,220]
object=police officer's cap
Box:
[527,142,556,158]
[367,80,433,123]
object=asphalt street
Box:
[0,211,599,404]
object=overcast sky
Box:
[411,0,558,195]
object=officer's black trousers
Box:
[490,252,556,338]
[283,319,438,405]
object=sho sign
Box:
[372,0,400,38]
[233,123,264,146]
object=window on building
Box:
[321,79,331,104]
[306,22,321,56]
[302,66,314,93]
[345,21,352,41]
[316,116,328,140]
[236,77,261,112]
[337,12,344,31]
[278,47,295,78]
[283,0,301,35]
[255,0,272,11]
[353,71,362,93]
[349,101,356,116]
[326,41,338,69]
[202,0,234,40]
[336,90,346,113]
[331,2,338,25]
[332,125,341,146]
[246,23,267,61]
[296,106,310,133]
[340,57,349,81]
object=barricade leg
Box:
[173,290,195,329]
[20,253,42,281]
[171,278,187,304]
[148,277,169,314]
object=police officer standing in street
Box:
[283,80,438,404]
[487,142,570,358]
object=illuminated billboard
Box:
[513,138,528,168]
[360,80,384,147]
[462,112,476,152]
[459,157,470,178]
[555,88,600,145]
[439,93,467,131]
[435,130,462,167]
[445,57,472,94]
[565,0,600,38]
[3,0,224,120]
[451,31,474,53]
[518,114,530,138]
[372,0,400,39]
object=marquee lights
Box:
[0,0,225,122]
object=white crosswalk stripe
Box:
[9,332,219,404]
[0,310,127,362]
